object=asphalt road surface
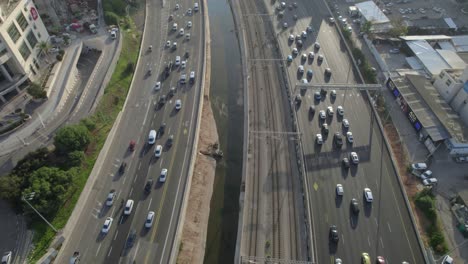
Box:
[56,0,204,263]
[263,0,425,263]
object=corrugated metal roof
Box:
[407,40,450,75]
[438,41,456,52]
[355,1,390,24]
[451,35,468,52]
[436,49,466,69]
[444,18,457,29]
[400,35,452,41]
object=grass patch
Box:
[27,21,141,263]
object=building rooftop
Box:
[355,1,390,24]
[406,75,468,143]
[400,35,452,41]
[408,18,451,30]
[407,40,450,75]
[451,35,468,52]
[0,0,21,19]
[443,69,464,82]
[436,49,466,69]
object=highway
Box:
[56,0,205,263]
[262,0,425,263]
[238,0,308,262]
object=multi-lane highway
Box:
[261,0,425,263]
[56,0,205,263]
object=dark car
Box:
[351,198,360,214]
[119,162,127,174]
[144,179,153,193]
[184,51,190,58]
[159,95,167,105]
[320,88,327,96]
[342,157,350,168]
[126,229,137,248]
[129,140,136,151]
[329,225,339,242]
[166,134,174,148]
[309,105,315,114]
[158,123,166,138]
[334,132,343,148]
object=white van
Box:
[124,199,134,215]
[175,56,181,66]
[189,71,195,83]
[148,130,156,144]
[172,23,178,31]
[179,28,184,36]
[194,2,199,11]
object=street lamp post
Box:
[22,192,58,233]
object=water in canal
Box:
[204,0,244,263]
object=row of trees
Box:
[0,123,91,219]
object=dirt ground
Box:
[176,1,218,263]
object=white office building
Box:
[0,0,49,102]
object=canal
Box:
[204,0,244,263]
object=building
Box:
[433,67,468,127]
[0,0,49,102]
[403,39,466,77]
[386,75,468,156]
[354,1,392,33]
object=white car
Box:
[411,163,427,171]
[301,53,307,60]
[187,8,192,15]
[327,106,334,116]
[298,65,304,73]
[442,255,454,264]
[166,40,171,47]
[364,188,373,202]
[181,60,186,69]
[301,31,307,38]
[336,184,344,196]
[179,28,185,36]
[124,200,134,215]
[314,91,321,100]
[154,145,163,157]
[350,152,359,164]
[316,134,323,144]
[319,110,326,119]
[106,190,116,206]
[346,131,354,143]
[175,99,182,110]
[423,178,438,186]
[145,211,155,228]
[155,81,161,91]
[289,34,295,41]
[317,54,324,61]
[337,106,344,116]
[175,4,180,10]
[314,42,320,49]
[331,90,337,97]
[292,48,298,55]
[175,56,181,66]
[187,21,192,28]
[342,119,349,128]
[102,217,113,233]
[148,130,156,144]
[420,170,433,180]
[308,52,315,59]
[160,168,168,182]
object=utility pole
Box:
[22,192,58,233]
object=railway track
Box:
[240,0,302,260]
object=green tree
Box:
[361,21,372,34]
[104,11,120,25]
[0,174,22,202]
[54,124,91,154]
[67,150,85,167]
[27,82,47,99]
[13,147,49,178]
[22,167,73,217]
[389,18,408,37]
[36,41,51,57]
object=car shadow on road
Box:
[335,196,343,208]
[328,241,338,254]
[349,165,358,177]
[363,199,372,217]
[350,212,359,229]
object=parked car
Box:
[423,178,438,186]
[411,163,427,171]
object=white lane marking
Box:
[111,207,115,217]
[374,217,378,226]
[168,127,171,135]
[148,198,153,210]
[380,237,384,248]
[387,222,392,233]
[107,246,112,257]
[368,236,371,247]
[160,157,164,165]
[119,216,124,224]
[129,187,133,196]
[122,175,127,185]
[132,241,141,263]
[138,163,142,170]
[113,230,119,241]
[96,243,102,256]
[341,234,345,244]
[134,174,138,183]
[142,99,152,125]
